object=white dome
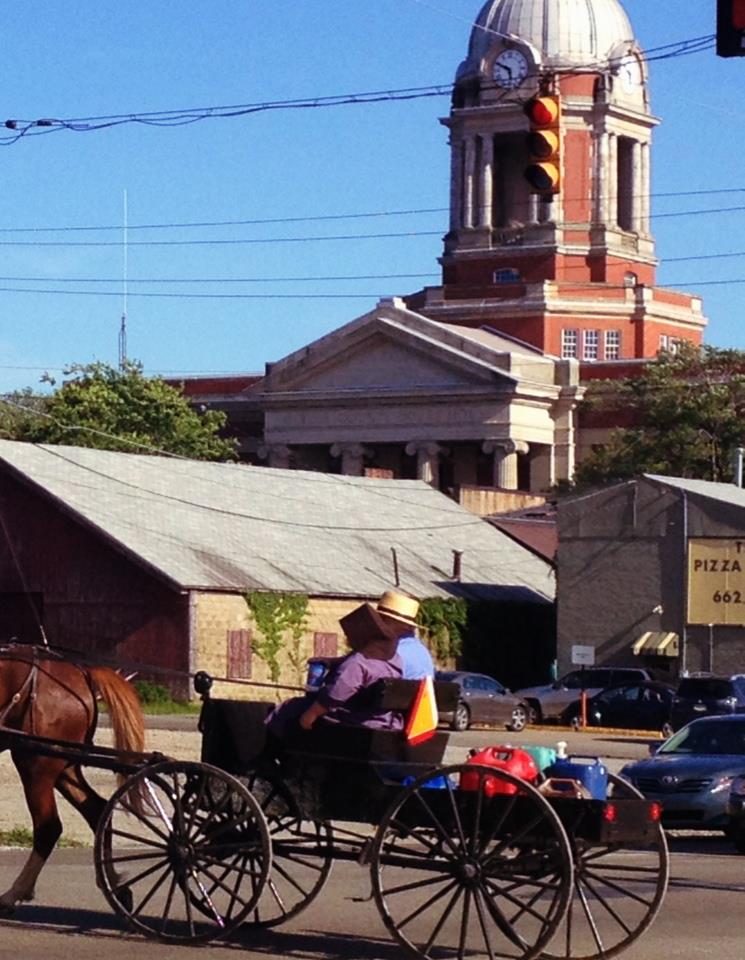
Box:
[463,0,636,72]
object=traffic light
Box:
[523,95,561,196]
[717,0,745,57]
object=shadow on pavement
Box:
[0,904,404,959]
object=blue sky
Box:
[0,1,740,392]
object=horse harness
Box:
[0,643,69,735]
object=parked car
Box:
[561,681,676,733]
[726,775,745,852]
[619,715,745,831]
[516,667,662,724]
[435,671,530,732]
[670,674,745,731]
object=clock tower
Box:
[407,0,706,363]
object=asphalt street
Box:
[0,722,730,960]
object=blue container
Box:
[546,756,608,800]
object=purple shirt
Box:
[316,651,404,730]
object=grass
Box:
[141,700,201,716]
[0,827,87,849]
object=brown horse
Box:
[0,644,145,915]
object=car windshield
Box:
[677,679,733,700]
[659,720,745,756]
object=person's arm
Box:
[299,699,328,730]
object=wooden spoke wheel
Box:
[370,763,573,960]
[543,774,669,960]
[94,760,271,943]
[239,770,333,928]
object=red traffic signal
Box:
[523,96,561,196]
[718,0,745,57]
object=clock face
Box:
[492,49,529,89]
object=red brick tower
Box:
[408,0,706,363]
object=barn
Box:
[0,440,555,698]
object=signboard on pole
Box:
[571,645,595,667]
[688,538,745,625]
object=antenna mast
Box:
[118,189,128,369]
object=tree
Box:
[576,343,745,487]
[7,360,237,461]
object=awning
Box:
[632,631,680,657]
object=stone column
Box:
[330,442,370,476]
[631,140,643,232]
[479,134,494,229]
[553,397,579,483]
[482,440,529,490]
[594,131,609,223]
[608,133,618,226]
[405,442,446,487]
[641,141,651,234]
[257,444,292,469]
[463,136,477,229]
[450,138,464,231]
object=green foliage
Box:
[245,591,309,683]
[8,360,236,461]
[0,826,85,848]
[133,680,171,705]
[417,597,467,662]
[576,344,745,487]
[0,388,46,440]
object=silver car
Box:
[516,667,658,723]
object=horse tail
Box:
[89,667,147,813]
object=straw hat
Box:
[376,590,419,628]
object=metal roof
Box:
[645,475,745,510]
[0,440,555,603]
[464,0,635,72]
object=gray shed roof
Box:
[0,441,554,603]
[645,475,745,510]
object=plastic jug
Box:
[459,746,539,797]
[546,755,608,800]
[520,745,557,774]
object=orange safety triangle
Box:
[405,676,439,745]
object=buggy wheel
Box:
[239,770,333,927]
[370,763,573,960]
[542,774,669,960]
[94,760,271,944]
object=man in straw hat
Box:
[376,590,434,681]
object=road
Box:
[0,836,744,960]
[1,721,727,960]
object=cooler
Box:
[459,746,539,797]
[520,745,557,774]
[546,755,608,800]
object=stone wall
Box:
[192,592,363,702]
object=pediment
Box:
[263,309,517,396]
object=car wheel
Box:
[661,722,674,739]
[451,702,470,732]
[507,704,528,732]
[526,700,541,725]
[730,826,745,855]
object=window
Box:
[314,632,338,658]
[605,329,621,360]
[659,335,680,355]
[561,329,578,359]
[493,268,521,285]
[583,330,600,361]
[227,629,252,679]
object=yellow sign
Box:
[688,538,745,625]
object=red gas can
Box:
[459,746,539,797]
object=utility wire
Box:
[0,33,716,146]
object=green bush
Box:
[133,680,172,705]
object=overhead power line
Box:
[0,31,716,147]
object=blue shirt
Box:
[397,633,435,680]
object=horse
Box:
[0,643,145,915]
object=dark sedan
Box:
[435,670,529,732]
[562,681,676,733]
[620,715,745,831]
